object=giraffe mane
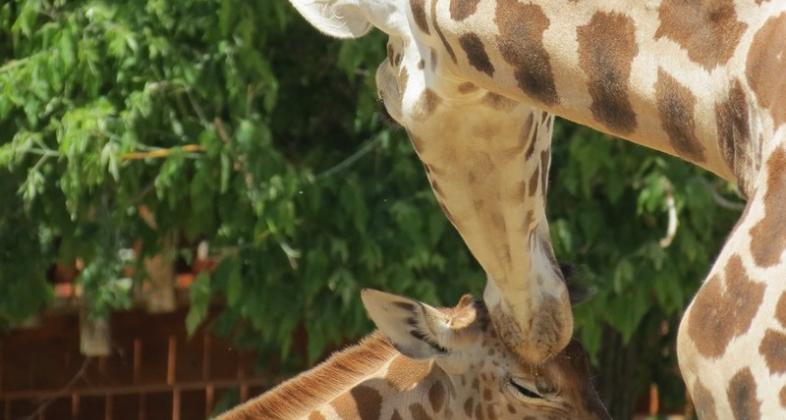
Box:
[221,332,398,419]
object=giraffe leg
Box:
[678,139,786,418]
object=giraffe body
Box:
[218,290,610,419]
[287,0,786,416]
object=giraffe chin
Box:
[484,280,574,366]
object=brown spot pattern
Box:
[529,165,541,197]
[750,148,786,267]
[524,125,538,160]
[410,0,430,34]
[486,405,498,420]
[464,397,474,417]
[475,403,485,420]
[655,69,707,162]
[429,381,445,412]
[352,386,382,420]
[495,0,558,105]
[482,93,516,111]
[727,367,761,420]
[431,0,458,63]
[577,12,639,133]
[714,79,751,194]
[458,82,478,94]
[459,33,495,76]
[410,403,432,420]
[450,0,480,21]
[413,89,442,120]
[391,410,403,420]
[781,386,786,408]
[692,380,717,420]
[398,67,409,97]
[655,0,746,70]
[385,355,430,390]
[746,13,786,128]
[394,301,416,311]
[540,150,550,195]
[776,292,786,328]
[687,255,764,357]
[759,329,786,374]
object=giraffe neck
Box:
[424,0,786,195]
[217,332,455,420]
[400,85,572,362]
[677,135,786,417]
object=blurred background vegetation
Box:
[0,1,744,418]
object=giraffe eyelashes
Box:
[508,378,546,399]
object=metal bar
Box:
[2,377,274,399]
[71,393,80,419]
[138,394,146,420]
[240,382,249,403]
[237,352,249,402]
[202,334,210,381]
[105,394,113,420]
[133,339,142,384]
[205,385,215,418]
[172,388,181,420]
[0,341,4,393]
[167,336,176,385]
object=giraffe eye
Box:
[509,378,545,399]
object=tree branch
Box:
[121,144,205,161]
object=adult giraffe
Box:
[287,0,786,417]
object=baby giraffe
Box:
[218,289,609,419]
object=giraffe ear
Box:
[288,0,372,39]
[362,289,459,359]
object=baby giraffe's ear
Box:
[362,289,461,359]
[288,0,372,38]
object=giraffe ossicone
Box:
[218,289,610,419]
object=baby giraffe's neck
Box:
[217,333,453,420]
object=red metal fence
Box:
[1,306,273,420]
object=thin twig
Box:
[316,136,383,181]
[695,177,745,211]
[0,57,32,73]
[23,358,91,420]
[121,144,205,161]
[659,188,678,248]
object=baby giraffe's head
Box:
[363,289,610,420]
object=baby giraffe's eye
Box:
[509,378,545,399]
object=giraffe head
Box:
[362,289,610,419]
[289,0,574,365]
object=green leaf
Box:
[186,272,211,336]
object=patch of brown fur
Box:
[218,332,396,419]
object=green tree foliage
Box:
[1,1,742,416]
